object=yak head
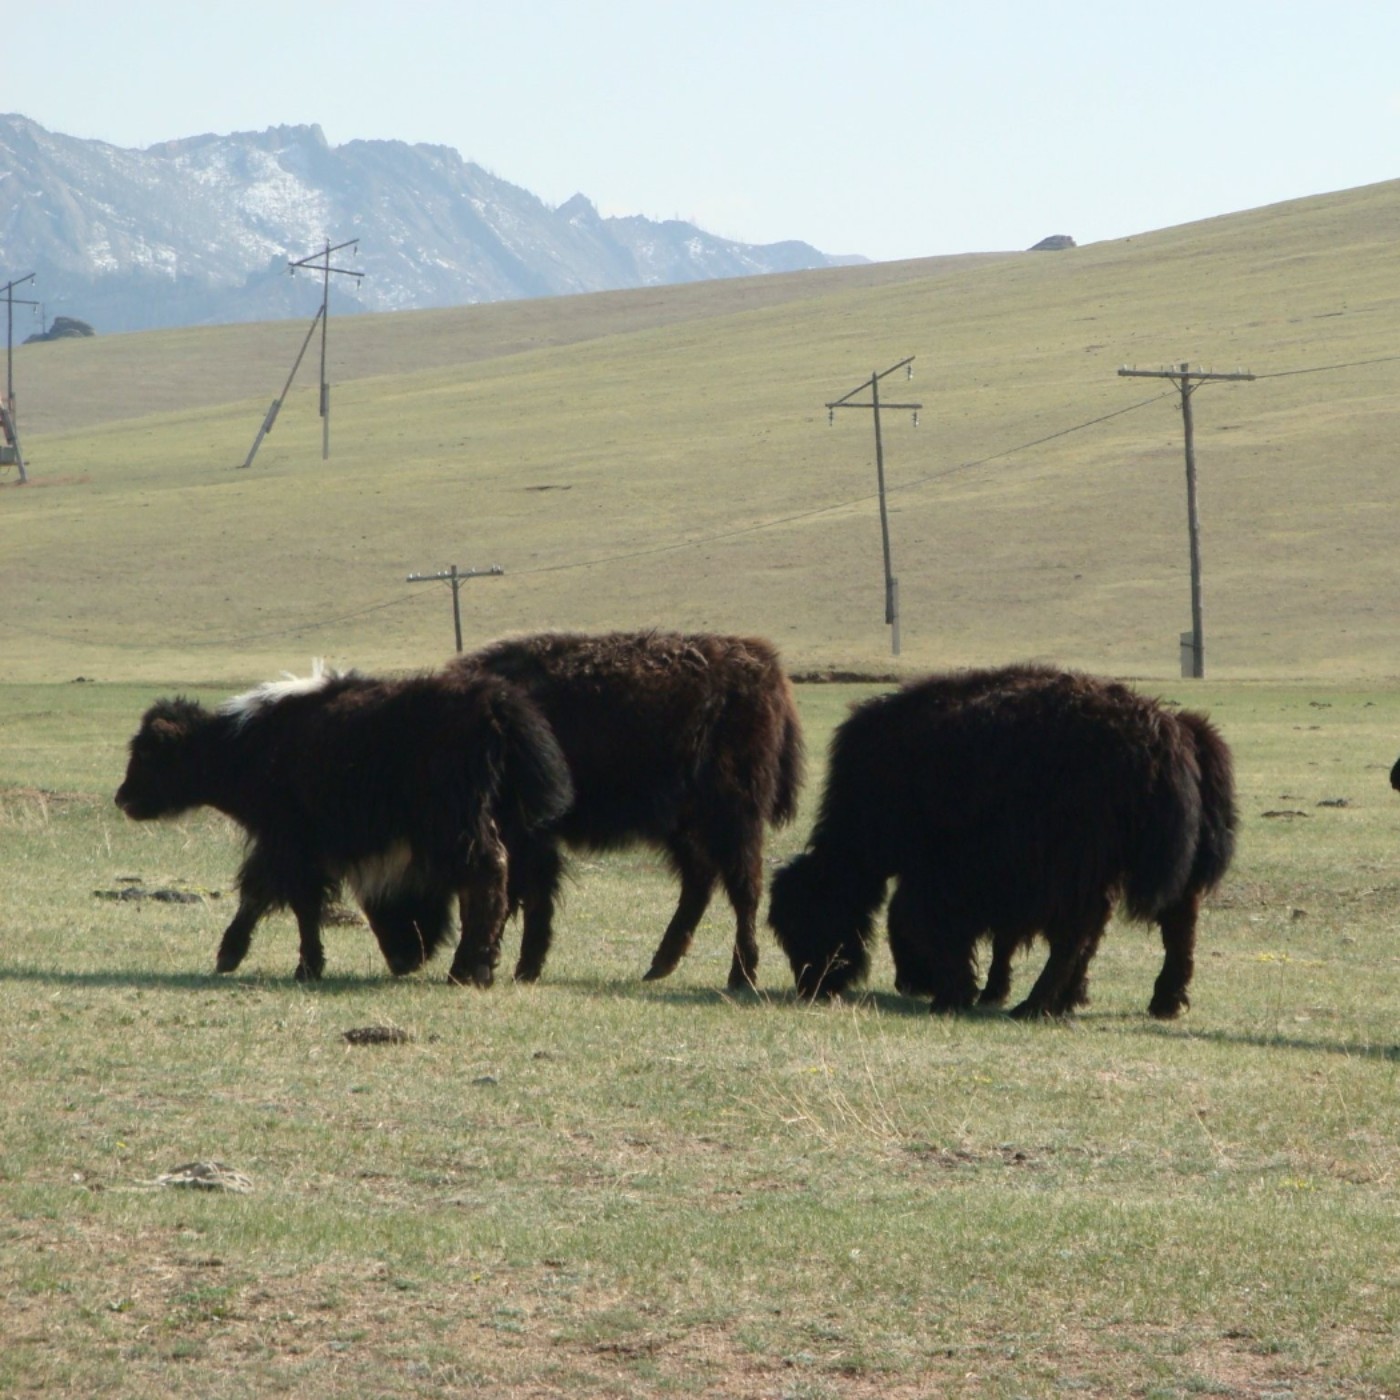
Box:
[767,851,883,999]
[115,697,214,820]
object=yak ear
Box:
[144,698,203,742]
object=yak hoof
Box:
[1148,995,1187,1020]
[294,960,324,983]
[513,960,543,984]
[642,961,675,983]
[448,963,495,989]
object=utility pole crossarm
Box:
[1118,365,1255,383]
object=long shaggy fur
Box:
[114,667,572,984]
[371,631,804,989]
[768,664,1236,1018]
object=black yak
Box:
[768,664,1236,1018]
[367,631,805,990]
[114,665,573,985]
[1391,756,1400,792]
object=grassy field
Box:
[4,179,1400,684]
[2,679,1398,1398]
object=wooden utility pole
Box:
[406,564,505,652]
[241,238,364,467]
[2,273,37,483]
[1118,362,1254,677]
[826,357,921,655]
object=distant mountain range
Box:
[0,115,859,335]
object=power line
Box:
[1252,351,1400,381]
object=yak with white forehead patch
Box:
[114,665,572,984]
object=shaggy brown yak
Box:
[368,631,805,989]
[768,664,1236,1018]
[114,666,573,984]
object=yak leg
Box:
[214,892,272,974]
[289,889,327,982]
[886,876,979,1010]
[447,824,510,989]
[717,828,765,991]
[643,838,716,982]
[977,929,1019,1007]
[512,837,565,983]
[1010,897,1111,1019]
[1149,887,1201,1019]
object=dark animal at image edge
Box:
[368,631,805,990]
[767,664,1237,1018]
[113,666,573,984]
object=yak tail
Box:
[1176,710,1238,893]
[1122,733,1203,922]
[484,681,575,833]
[770,689,806,829]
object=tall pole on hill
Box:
[2,273,37,484]
[1118,362,1254,677]
[3,272,37,412]
[290,238,364,461]
[826,356,921,655]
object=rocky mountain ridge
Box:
[0,115,854,334]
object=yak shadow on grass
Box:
[0,964,421,996]
[558,976,975,1021]
[1136,1018,1400,1063]
[4,965,1393,1059]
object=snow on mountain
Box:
[0,115,855,333]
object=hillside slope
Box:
[3,180,1399,684]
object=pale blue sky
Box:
[6,1,1400,262]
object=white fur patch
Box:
[345,840,417,903]
[219,659,343,725]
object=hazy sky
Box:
[6,1,1400,262]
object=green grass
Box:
[2,681,1398,1397]
[4,180,1400,683]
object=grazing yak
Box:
[366,631,805,990]
[1391,756,1400,792]
[114,665,573,985]
[768,664,1236,1018]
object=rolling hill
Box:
[3,178,1399,685]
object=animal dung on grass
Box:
[155,1161,253,1193]
[378,630,805,991]
[343,1025,413,1045]
[113,662,573,986]
[768,663,1237,1018]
